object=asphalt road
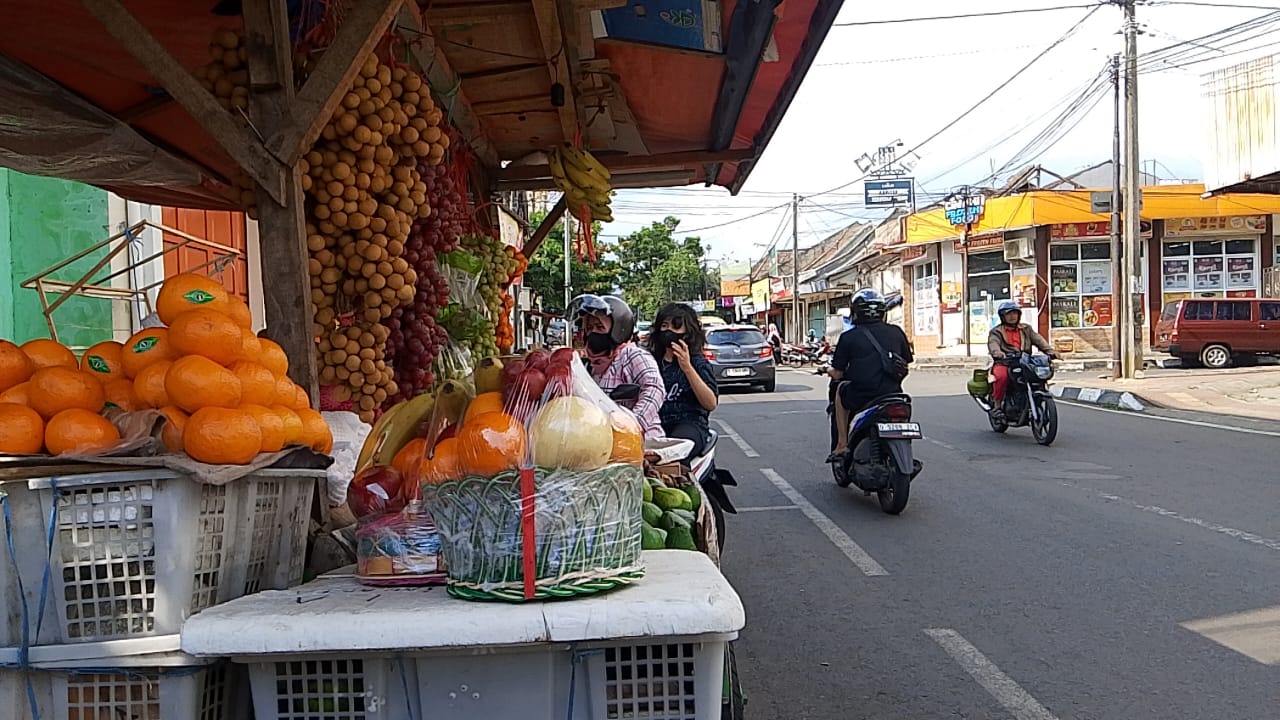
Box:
[713,368,1280,720]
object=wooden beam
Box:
[82,0,287,203]
[521,195,568,257]
[243,0,318,402]
[530,0,580,143]
[115,94,172,123]
[706,0,781,184]
[473,95,555,116]
[396,3,501,167]
[267,0,405,166]
[499,148,756,180]
[500,169,695,191]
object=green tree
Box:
[615,216,717,317]
[523,210,621,313]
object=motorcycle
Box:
[607,384,744,718]
[970,353,1059,446]
[828,391,923,515]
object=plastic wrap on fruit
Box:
[431,333,475,387]
[347,465,405,519]
[355,508,446,584]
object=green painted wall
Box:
[2,170,112,349]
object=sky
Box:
[593,0,1280,266]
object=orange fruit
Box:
[226,297,253,331]
[609,410,644,466]
[424,437,461,485]
[230,361,277,406]
[0,403,44,455]
[242,404,286,453]
[0,381,32,406]
[274,375,298,406]
[102,379,142,412]
[133,360,172,408]
[165,355,242,413]
[120,328,176,379]
[393,438,427,479]
[80,341,126,381]
[240,330,263,363]
[258,338,289,377]
[464,392,505,424]
[156,273,229,325]
[0,340,35,392]
[184,407,262,465]
[296,408,333,454]
[273,405,305,446]
[28,367,106,419]
[169,309,245,366]
[21,339,77,370]
[458,412,526,476]
[158,406,188,453]
[291,384,311,410]
[44,408,120,456]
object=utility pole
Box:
[563,210,572,311]
[959,185,972,357]
[791,193,801,344]
[1122,0,1144,378]
[1110,53,1124,379]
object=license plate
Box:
[877,422,922,438]
[725,368,752,378]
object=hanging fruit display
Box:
[547,144,614,224]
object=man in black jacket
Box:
[827,289,913,461]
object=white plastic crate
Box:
[0,468,320,647]
[246,656,420,719]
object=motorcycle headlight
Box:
[1034,366,1053,380]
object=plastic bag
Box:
[431,332,475,386]
[355,507,447,585]
[322,411,369,506]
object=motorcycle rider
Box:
[569,294,666,440]
[988,300,1056,420]
[827,289,913,461]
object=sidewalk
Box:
[1055,366,1280,422]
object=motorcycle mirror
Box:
[609,384,642,401]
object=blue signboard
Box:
[864,178,914,208]
[944,195,986,226]
[601,0,714,53]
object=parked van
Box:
[1154,298,1280,368]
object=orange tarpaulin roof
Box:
[904,184,1280,244]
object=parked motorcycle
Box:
[828,391,923,515]
[969,353,1059,446]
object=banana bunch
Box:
[548,143,614,223]
[355,379,473,472]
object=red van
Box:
[1154,298,1280,368]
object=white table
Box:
[182,550,744,720]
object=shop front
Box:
[1158,215,1269,310]
[902,244,940,351]
[1046,221,1149,352]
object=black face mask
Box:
[585,332,617,354]
[654,329,685,348]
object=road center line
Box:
[924,628,1060,720]
[759,468,888,576]
[1098,492,1280,551]
[734,504,802,513]
[714,419,760,457]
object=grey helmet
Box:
[850,288,887,323]
[567,294,636,345]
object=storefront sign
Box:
[864,178,915,208]
[750,279,770,311]
[1163,215,1266,236]
[900,245,926,261]
[739,301,756,315]
[1051,220,1152,239]
[944,194,985,226]
[720,278,750,296]
[1012,274,1037,308]
[498,207,523,248]
[770,277,791,302]
[952,233,1004,253]
[720,296,736,308]
[940,281,962,313]
[1082,295,1111,327]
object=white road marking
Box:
[924,628,1060,720]
[759,468,888,576]
[714,419,760,457]
[734,504,802,513]
[1098,493,1280,551]
[927,437,958,451]
[1058,400,1280,438]
[1182,605,1280,665]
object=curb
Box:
[1051,385,1146,412]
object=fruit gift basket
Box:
[418,348,646,602]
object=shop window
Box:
[968,273,1010,303]
[1215,301,1252,321]
[1194,240,1224,256]
[1050,242,1112,328]
[967,251,1009,274]
[1162,238,1257,296]
[1225,239,1254,255]
[1165,241,1191,257]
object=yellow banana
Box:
[371,390,436,467]
[356,401,405,472]
[577,147,612,181]
[564,161,609,194]
[559,144,612,192]
[560,143,611,182]
[547,147,574,194]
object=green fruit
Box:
[642,525,668,550]
[684,483,702,513]
[654,486,691,511]
[658,511,690,532]
[665,525,697,551]
[642,502,663,527]
[670,509,696,526]
[642,481,653,504]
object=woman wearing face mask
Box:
[649,303,718,458]
[568,294,665,440]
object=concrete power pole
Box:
[1110,53,1124,378]
[563,210,572,311]
[792,193,801,344]
[1122,0,1145,378]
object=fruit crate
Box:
[0,468,321,648]
[245,656,420,719]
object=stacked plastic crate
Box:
[0,467,321,720]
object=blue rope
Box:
[1,491,40,718]
[34,479,60,645]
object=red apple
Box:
[525,349,550,370]
[545,364,573,398]
[353,465,404,504]
[500,359,526,389]
[517,368,548,401]
[550,348,577,368]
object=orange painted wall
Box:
[160,207,249,301]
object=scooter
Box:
[969,353,1059,446]
[828,390,923,515]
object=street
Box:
[715,368,1280,720]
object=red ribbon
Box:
[519,466,537,599]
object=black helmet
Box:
[850,288,887,323]
[567,294,635,345]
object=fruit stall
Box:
[0,0,842,716]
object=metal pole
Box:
[1110,53,1124,379]
[1123,0,1144,378]
[792,193,801,344]
[962,218,971,358]
[563,210,572,311]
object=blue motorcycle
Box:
[830,391,923,515]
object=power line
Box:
[1152,1,1280,9]
[809,4,1104,199]
[831,3,1102,27]
[673,202,791,236]
[814,44,1035,66]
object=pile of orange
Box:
[0,273,333,463]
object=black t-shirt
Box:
[658,355,719,429]
[832,322,913,399]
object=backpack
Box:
[858,326,909,381]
